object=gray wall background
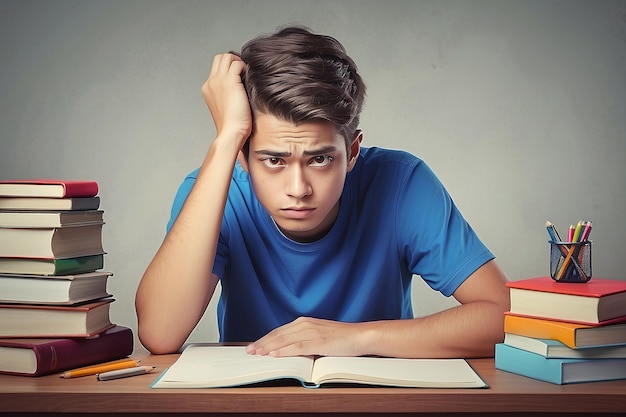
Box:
[1,0,625,353]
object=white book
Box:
[151,345,487,389]
[0,196,100,211]
[504,333,626,359]
[0,224,104,258]
[0,271,112,305]
[0,210,103,228]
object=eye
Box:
[260,157,284,168]
[309,155,333,167]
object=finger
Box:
[246,326,294,355]
[227,59,246,78]
[267,341,315,358]
[203,54,246,99]
[246,332,289,356]
[208,53,236,77]
[247,319,318,356]
[253,336,316,357]
[215,53,245,77]
[208,54,225,78]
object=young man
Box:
[135,26,510,358]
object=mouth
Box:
[280,207,315,219]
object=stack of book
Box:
[0,179,133,377]
[496,276,626,384]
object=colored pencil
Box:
[545,221,585,279]
[556,220,592,280]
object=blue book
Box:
[495,343,626,385]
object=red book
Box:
[0,179,98,198]
[507,277,626,324]
[0,325,134,376]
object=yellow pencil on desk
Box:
[60,358,140,379]
[97,366,156,381]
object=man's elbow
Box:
[138,325,184,355]
[135,305,185,354]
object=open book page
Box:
[311,356,487,388]
[151,344,487,389]
[152,345,314,388]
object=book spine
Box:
[54,255,104,275]
[504,315,577,348]
[61,181,99,198]
[70,196,101,211]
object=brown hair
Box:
[239,26,366,149]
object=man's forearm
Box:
[246,300,506,359]
[135,137,239,354]
[358,301,506,358]
[136,53,253,354]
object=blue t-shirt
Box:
[167,147,494,342]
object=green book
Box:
[0,254,104,275]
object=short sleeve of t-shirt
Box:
[164,167,236,281]
[166,168,199,234]
[392,157,493,296]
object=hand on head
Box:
[202,53,252,146]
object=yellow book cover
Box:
[504,313,626,349]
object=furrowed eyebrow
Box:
[253,150,291,158]
[254,146,338,158]
[302,146,338,156]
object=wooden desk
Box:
[1,354,625,416]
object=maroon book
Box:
[0,325,133,376]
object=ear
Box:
[346,130,363,172]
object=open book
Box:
[151,345,487,389]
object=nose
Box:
[286,164,312,199]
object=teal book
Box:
[495,343,626,385]
[0,254,104,275]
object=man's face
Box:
[243,113,359,243]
